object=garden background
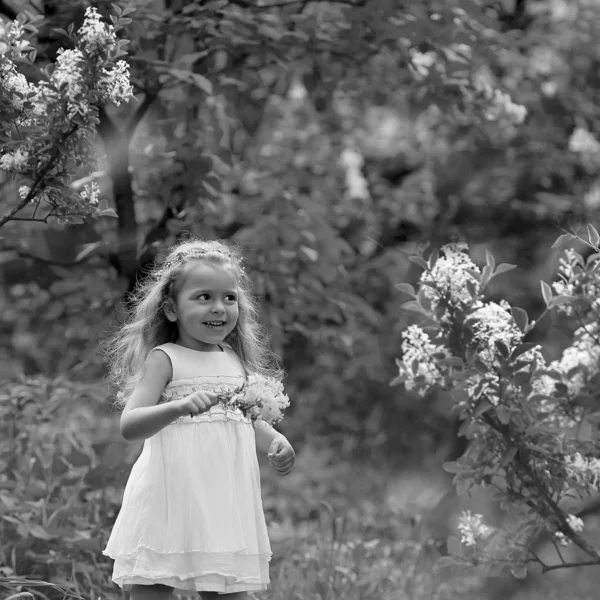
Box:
[1,0,600,599]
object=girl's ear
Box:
[163,297,178,322]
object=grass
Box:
[4,438,600,600]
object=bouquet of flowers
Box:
[217,373,290,426]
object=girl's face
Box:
[165,260,240,352]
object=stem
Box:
[482,412,600,562]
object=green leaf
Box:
[494,263,517,276]
[587,224,600,247]
[95,208,118,218]
[499,446,518,466]
[394,282,416,297]
[401,300,426,314]
[497,406,511,425]
[435,556,459,571]
[511,306,529,333]
[409,255,428,270]
[443,461,462,474]
[540,280,552,306]
[551,233,576,249]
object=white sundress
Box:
[103,343,272,596]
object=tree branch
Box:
[125,92,158,136]
[0,126,78,228]
[10,247,98,267]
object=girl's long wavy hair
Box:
[103,238,283,409]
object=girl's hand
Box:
[176,390,220,418]
[267,435,295,476]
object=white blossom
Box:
[18,185,30,199]
[555,531,569,546]
[51,48,88,113]
[0,61,35,110]
[396,325,451,396]
[457,511,492,547]
[78,6,118,55]
[566,514,584,533]
[0,147,30,172]
[564,452,600,489]
[549,322,600,396]
[224,373,290,426]
[80,182,100,205]
[420,242,481,313]
[97,60,134,106]
[476,82,527,125]
[466,300,523,367]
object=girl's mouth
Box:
[204,321,226,330]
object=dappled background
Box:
[2,0,600,599]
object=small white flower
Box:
[564,452,600,489]
[0,147,29,172]
[466,300,523,367]
[18,185,30,199]
[80,182,100,205]
[549,322,600,396]
[396,325,452,396]
[97,60,134,106]
[566,514,584,533]
[78,6,117,55]
[457,511,492,547]
[225,374,290,425]
[420,242,481,314]
[555,531,569,547]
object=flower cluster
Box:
[393,325,452,396]
[564,452,600,489]
[420,242,481,312]
[0,147,30,173]
[457,511,493,547]
[219,374,290,426]
[474,81,528,125]
[548,322,600,397]
[397,238,600,572]
[78,6,118,54]
[0,7,134,223]
[555,514,585,547]
[465,300,522,368]
[80,182,100,205]
[551,248,600,315]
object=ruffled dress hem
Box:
[102,547,271,594]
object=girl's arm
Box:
[253,418,285,453]
[120,350,182,441]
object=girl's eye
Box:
[226,295,238,302]
[197,293,210,300]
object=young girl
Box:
[102,239,295,600]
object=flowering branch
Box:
[394,233,600,577]
[0,7,135,228]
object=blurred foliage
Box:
[2,0,600,598]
